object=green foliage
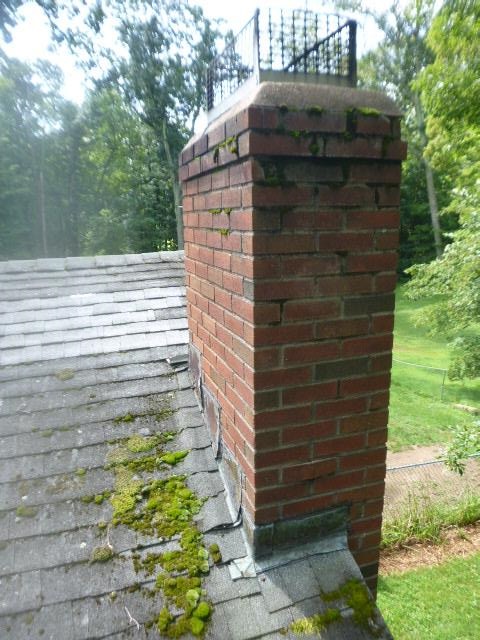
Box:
[406,2,480,379]
[381,489,480,549]
[377,553,480,640]
[444,421,480,475]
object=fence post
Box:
[348,19,357,87]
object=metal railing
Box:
[206,8,357,112]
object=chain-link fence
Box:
[384,454,480,521]
[391,357,479,405]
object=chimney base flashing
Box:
[244,505,350,561]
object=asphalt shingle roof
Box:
[0,253,392,640]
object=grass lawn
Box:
[377,553,480,640]
[388,288,480,451]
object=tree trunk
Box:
[38,168,48,258]
[413,92,443,257]
[162,120,184,250]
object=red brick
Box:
[340,374,390,396]
[376,186,400,206]
[207,122,226,148]
[212,169,229,190]
[346,210,400,230]
[284,342,340,365]
[251,184,314,207]
[214,287,232,311]
[375,273,398,292]
[223,272,244,295]
[282,381,338,405]
[200,280,214,301]
[375,230,400,251]
[339,448,386,471]
[255,405,313,429]
[198,174,212,193]
[317,185,375,207]
[224,310,244,336]
[206,265,223,287]
[283,457,337,483]
[337,482,385,503]
[317,232,374,252]
[213,250,231,271]
[255,445,310,469]
[198,245,214,264]
[367,428,389,447]
[209,334,225,360]
[226,349,245,377]
[315,397,368,419]
[255,390,280,412]
[254,366,312,390]
[383,139,408,160]
[283,299,339,322]
[371,314,394,333]
[282,419,337,444]
[346,253,398,273]
[371,353,393,372]
[316,318,370,339]
[194,228,207,245]
[312,469,364,494]
[313,434,365,457]
[254,347,281,370]
[339,412,388,436]
[325,136,383,159]
[245,131,319,158]
[255,483,309,507]
[222,188,242,209]
[222,232,242,252]
[282,495,337,519]
[251,279,315,301]
[192,192,206,210]
[251,468,280,489]
[252,234,317,255]
[254,323,314,346]
[316,275,372,296]
[283,210,342,231]
[369,391,390,411]
[282,255,340,277]
[355,114,391,136]
[342,334,393,357]
[282,110,346,133]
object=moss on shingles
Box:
[290,608,341,634]
[83,398,216,637]
[291,579,377,636]
[323,579,376,629]
[90,545,114,563]
[16,505,38,518]
[55,369,75,381]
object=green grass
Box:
[382,489,480,549]
[377,553,480,640]
[388,288,480,451]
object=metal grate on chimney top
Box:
[206,8,357,116]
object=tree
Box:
[340,0,445,261]
[406,0,480,380]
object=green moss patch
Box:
[291,579,376,635]
[90,545,114,563]
[323,579,376,629]
[16,505,38,518]
[55,369,75,381]
[291,608,341,634]
[82,399,216,637]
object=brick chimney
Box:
[180,82,405,592]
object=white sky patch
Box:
[3,0,390,104]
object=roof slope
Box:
[0,253,391,639]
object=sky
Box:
[3,0,385,104]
